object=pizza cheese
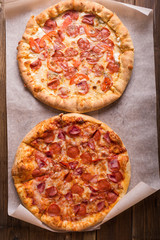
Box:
[17,0,134,113]
[12,114,130,231]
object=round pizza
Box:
[12,113,131,231]
[17,0,134,113]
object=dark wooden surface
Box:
[0,0,160,239]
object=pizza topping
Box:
[82,14,95,26]
[68,125,81,136]
[30,59,42,70]
[70,73,89,85]
[107,61,120,74]
[65,191,73,200]
[43,19,57,33]
[52,50,64,60]
[86,50,100,65]
[64,66,76,80]
[60,161,69,169]
[64,172,73,182]
[47,203,60,216]
[77,38,90,50]
[74,204,86,216]
[88,138,95,150]
[54,39,66,50]
[45,186,57,197]
[49,142,61,154]
[92,130,101,141]
[84,25,100,38]
[76,81,89,95]
[103,131,111,143]
[64,47,78,58]
[63,10,79,21]
[47,58,62,73]
[104,38,114,49]
[58,130,66,140]
[37,182,45,193]
[66,24,79,38]
[32,169,44,178]
[61,16,72,31]
[47,79,60,90]
[68,161,79,169]
[71,184,84,195]
[106,192,118,204]
[67,146,80,158]
[39,35,52,48]
[58,87,70,98]
[97,179,111,191]
[108,171,123,183]
[81,173,94,182]
[101,76,113,92]
[80,152,92,164]
[97,201,105,212]
[29,38,40,53]
[74,167,83,175]
[57,30,65,41]
[92,64,104,77]
[108,157,120,172]
[98,28,110,41]
[59,61,69,71]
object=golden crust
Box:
[12,113,131,231]
[17,0,134,113]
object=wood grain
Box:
[0,0,159,240]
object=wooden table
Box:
[0,0,159,239]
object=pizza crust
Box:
[17,0,134,113]
[12,113,131,231]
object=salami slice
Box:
[58,87,70,98]
[97,201,105,212]
[37,182,45,193]
[82,14,95,25]
[107,61,120,74]
[66,24,79,38]
[47,203,60,216]
[45,186,57,197]
[63,10,79,21]
[64,47,78,58]
[47,79,60,90]
[43,19,57,33]
[30,59,42,70]
[71,184,84,195]
[77,38,90,50]
[67,146,80,158]
[106,192,118,204]
[49,142,61,154]
[76,81,89,95]
[92,64,104,77]
[97,179,111,191]
[80,152,92,164]
[101,76,113,92]
[108,171,123,183]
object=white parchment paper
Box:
[6,0,160,232]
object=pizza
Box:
[17,0,134,113]
[12,113,131,231]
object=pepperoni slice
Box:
[101,76,113,92]
[76,81,89,95]
[77,38,90,50]
[47,58,62,73]
[66,24,79,38]
[47,79,60,90]
[61,16,72,31]
[67,146,80,158]
[97,179,111,191]
[68,125,81,136]
[30,59,42,70]
[74,204,86,216]
[88,139,95,150]
[63,10,79,21]
[92,130,101,141]
[71,184,84,195]
[57,30,65,41]
[32,169,43,178]
[29,38,40,53]
[108,157,120,172]
[92,64,104,77]
[64,172,73,182]
[74,167,83,175]
[58,130,66,140]
[79,25,85,35]
[106,48,114,62]
[52,50,64,61]
[103,131,111,143]
[84,25,100,38]
[82,14,95,25]
[58,87,70,98]
[43,134,55,144]
[73,59,81,68]
[37,182,45,193]
[86,51,100,65]
[104,38,114,49]
[68,161,78,170]
[97,201,105,212]
[35,151,46,163]
[70,73,89,85]
[107,192,118,204]
[107,61,120,74]
[80,152,92,164]
[60,161,69,168]
[47,204,60,216]
[80,51,89,61]
[45,186,57,197]
[108,172,123,183]
[65,192,73,200]
[92,43,107,54]
[98,28,110,41]
[64,67,76,80]
[43,19,57,33]
[64,47,78,58]
[49,142,61,154]
[81,173,94,182]
[54,39,66,51]
[59,61,69,71]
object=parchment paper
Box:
[6,0,160,232]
